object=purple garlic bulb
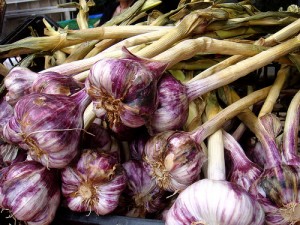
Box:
[4,67,38,105]
[85,47,168,135]
[0,99,23,164]
[4,66,83,105]
[0,161,61,225]
[144,131,206,192]
[31,71,83,95]
[165,179,265,225]
[61,149,127,215]
[123,160,167,217]
[147,73,189,134]
[3,89,91,168]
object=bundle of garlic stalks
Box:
[1,0,300,224]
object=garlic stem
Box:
[206,92,225,180]
[258,64,290,117]
[190,86,271,144]
[282,90,300,164]
[0,25,171,58]
[188,18,300,83]
[153,37,267,68]
[42,29,168,76]
[136,11,213,58]
[218,86,281,169]
[83,102,97,130]
[185,34,300,102]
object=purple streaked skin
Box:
[0,161,60,225]
[165,179,265,225]
[4,67,83,106]
[3,89,91,168]
[144,131,206,192]
[85,47,168,136]
[31,71,83,96]
[122,160,166,216]
[61,150,127,215]
[4,67,38,105]
[223,130,262,191]
[249,91,300,224]
[147,73,189,135]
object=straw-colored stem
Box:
[185,34,300,102]
[84,39,119,58]
[189,18,300,83]
[206,92,225,181]
[64,40,99,63]
[171,58,222,70]
[136,10,219,58]
[0,26,171,58]
[264,18,300,46]
[83,102,96,130]
[190,86,271,144]
[43,49,123,75]
[102,29,168,54]
[104,0,146,26]
[153,36,267,68]
[258,64,290,117]
[73,70,89,81]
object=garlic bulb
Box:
[0,161,60,225]
[4,67,82,105]
[143,131,206,192]
[61,149,127,215]
[122,160,167,217]
[165,179,265,225]
[4,67,38,105]
[0,99,23,164]
[147,73,188,134]
[3,89,91,168]
[31,71,83,95]
[85,47,168,136]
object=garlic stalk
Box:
[165,91,265,225]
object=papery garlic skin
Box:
[250,165,300,225]
[85,48,167,135]
[31,71,83,96]
[3,89,90,168]
[123,160,166,217]
[4,67,38,105]
[166,179,265,225]
[0,161,60,225]
[147,73,189,134]
[61,150,127,215]
[144,131,206,192]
